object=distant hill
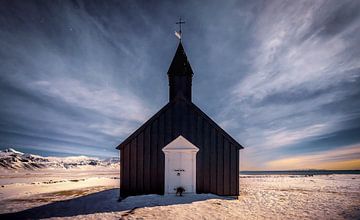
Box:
[0,148,119,170]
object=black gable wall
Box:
[119,99,241,198]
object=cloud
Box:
[231,1,359,105]
[219,0,360,154]
[0,1,163,156]
[0,0,359,165]
[266,144,360,170]
[261,124,329,149]
[31,79,150,123]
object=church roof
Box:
[167,42,194,76]
[116,98,244,150]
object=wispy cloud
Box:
[0,1,161,156]
[266,144,360,170]
[262,124,329,149]
[220,0,360,154]
[31,79,150,123]
[0,0,359,166]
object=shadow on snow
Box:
[0,189,234,219]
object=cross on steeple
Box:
[176,17,185,39]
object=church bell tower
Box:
[167,18,193,102]
[167,42,194,102]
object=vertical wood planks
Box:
[196,114,203,193]
[230,144,237,195]
[130,139,137,194]
[203,122,210,192]
[223,140,230,195]
[216,133,224,195]
[144,126,151,193]
[158,114,165,194]
[137,133,144,193]
[236,148,239,195]
[150,120,158,192]
[210,127,217,193]
[120,150,123,196]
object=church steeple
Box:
[167,42,194,102]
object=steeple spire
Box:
[167,42,194,102]
[167,42,193,76]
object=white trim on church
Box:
[162,135,199,194]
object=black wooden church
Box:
[116,39,243,199]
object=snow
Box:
[0,148,119,170]
[0,173,359,219]
[1,148,24,155]
[0,167,119,215]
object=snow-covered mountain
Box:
[0,148,119,170]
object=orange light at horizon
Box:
[241,144,360,171]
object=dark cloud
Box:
[254,72,360,107]
[280,125,360,155]
[317,1,360,36]
[0,0,359,169]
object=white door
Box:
[163,136,199,194]
[167,152,194,193]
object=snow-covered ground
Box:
[0,167,119,214]
[0,173,359,219]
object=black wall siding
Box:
[120,151,123,195]
[230,144,237,195]
[210,127,217,193]
[203,121,210,193]
[189,107,197,142]
[223,140,230,195]
[165,108,172,144]
[119,101,241,198]
[137,133,144,193]
[130,139,137,194]
[158,114,165,194]
[236,147,239,195]
[182,102,189,137]
[217,133,224,195]
[144,126,151,193]
[150,120,158,193]
[196,114,203,193]
[171,103,177,140]
[122,143,130,197]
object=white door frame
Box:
[162,135,199,195]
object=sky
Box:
[0,0,359,170]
